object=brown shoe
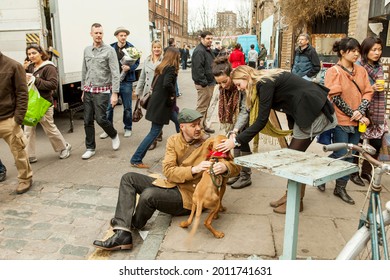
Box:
[273,201,303,214]
[270,192,287,208]
[16,180,32,194]
[131,163,150,169]
[148,141,157,150]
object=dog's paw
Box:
[179,221,190,228]
[213,231,225,239]
[219,206,227,212]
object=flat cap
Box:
[178,108,202,124]
[114,27,130,36]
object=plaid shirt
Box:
[83,83,112,93]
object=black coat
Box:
[237,71,332,145]
[145,66,177,125]
[191,43,215,86]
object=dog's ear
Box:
[208,139,214,151]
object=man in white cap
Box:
[99,27,140,139]
[93,108,240,251]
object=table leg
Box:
[279,180,301,260]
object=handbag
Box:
[140,74,158,110]
[23,76,51,126]
[132,98,143,122]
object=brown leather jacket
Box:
[152,132,241,210]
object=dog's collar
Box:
[207,150,229,159]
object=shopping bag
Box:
[23,76,51,126]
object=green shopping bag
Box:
[23,76,51,126]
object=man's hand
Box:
[210,161,228,175]
[191,161,212,174]
[111,92,119,108]
[121,65,130,72]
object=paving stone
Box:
[42,199,69,208]
[68,202,95,210]
[95,205,116,213]
[2,218,32,227]
[60,244,90,257]
[31,222,52,230]
[23,239,62,253]
[3,209,33,218]
[0,239,28,251]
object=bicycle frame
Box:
[324,143,390,260]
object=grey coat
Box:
[135,55,163,97]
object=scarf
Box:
[249,87,292,152]
[218,84,240,131]
[361,62,385,125]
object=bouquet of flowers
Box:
[120,47,142,81]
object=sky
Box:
[187,0,251,31]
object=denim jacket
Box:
[81,43,120,92]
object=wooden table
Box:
[234,148,358,260]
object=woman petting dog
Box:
[211,56,252,189]
[93,108,240,251]
[216,65,338,214]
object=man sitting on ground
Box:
[93,108,240,250]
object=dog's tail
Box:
[189,199,203,238]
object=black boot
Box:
[361,173,372,184]
[93,230,133,250]
[227,148,241,185]
[231,166,252,189]
[333,181,355,205]
[350,173,365,186]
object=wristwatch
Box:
[233,137,241,147]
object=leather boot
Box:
[317,183,325,192]
[227,148,241,185]
[333,180,355,205]
[148,140,157,150]
[350,173,365,186]
[270,191,287,208]
[93,230,133,251]
[231,166,252,189]
[272,185,305,214]
[361,173,372,184]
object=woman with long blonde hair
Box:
[217,65,337,214]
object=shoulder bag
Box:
[132,98,143,122]
[140,74,159,110]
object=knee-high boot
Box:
[231,151,252,189]
[272,184,305,214]
[227,148,241,185]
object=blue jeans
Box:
[106,82,133,130]
[0,159,5,173]
[171,111,180,133]
[131,122,163,164]
[329,125,361,182]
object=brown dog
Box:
[180,135,232,238]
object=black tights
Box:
[288,137,314,152]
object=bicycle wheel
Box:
[336,202,390,260]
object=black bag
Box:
[132,99,143,122]
[140,75,158,110]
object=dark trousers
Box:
[84,91,117,150]
[112,172,190,231]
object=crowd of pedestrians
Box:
[0,24,387,252]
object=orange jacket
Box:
[325,64,373,126]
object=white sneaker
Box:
[112,134,120,150]
[124,129,132,137]
[59,143,72,159]
[100,132,109,139]
[81,149,95,160]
